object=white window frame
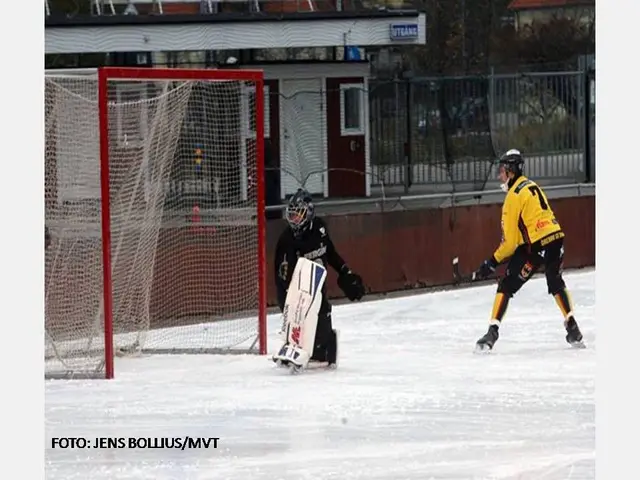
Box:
[244,84,271,140]
[339,83,365,136]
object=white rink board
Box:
[46,270,595,480]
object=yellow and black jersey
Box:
[493,176,564,263]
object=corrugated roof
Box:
[508,0,594,10]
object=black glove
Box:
[337,267,365,301]
[474,256,498,281]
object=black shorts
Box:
[498,234,566,297]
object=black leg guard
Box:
[310,329,338,364]
[311,345,327,362]
[325,329,338,365]
[310,299,334,362]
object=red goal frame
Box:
[97,67,267,379]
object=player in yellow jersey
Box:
[472,149,585,352]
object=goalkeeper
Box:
[274,188,365,366]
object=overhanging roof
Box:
[45,11,427,54]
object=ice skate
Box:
[475,325,499,353]
[565,316,585,349]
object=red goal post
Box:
[45,66,268,379]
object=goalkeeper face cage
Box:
[285,194,314,235]
[286,203,312,229]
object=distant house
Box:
[508,0,595,30]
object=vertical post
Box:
[583,68,593,183]
[97,67,115,379]
[393,80,405,192]
[489,66,495,142]
[405,79,413,191]
[255,76,268,355]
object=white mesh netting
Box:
[279,88,326,196]
[45,69,265,379]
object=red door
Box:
[326,77,367,197]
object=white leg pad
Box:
[273,258,327,370]
[272,343,310,368]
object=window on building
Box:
[340,84,365,135]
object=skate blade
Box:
[273,356,300,369]
[272,356,306,373]
[307,360,336,370]
[289,364,304,374]
[273,359,304,374]
[474,343,493,354]
[285,361,336,375]
[569,340,587,349]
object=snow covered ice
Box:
[45,269,595,480]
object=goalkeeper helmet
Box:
[285,188,315,237]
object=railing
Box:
[265,182,595,216]
[369,69,596,192]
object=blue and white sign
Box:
[389,23,419,41]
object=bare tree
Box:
[401,0,593,75]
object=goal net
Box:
[45,67,267,379]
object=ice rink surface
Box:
[45,269,595,480]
